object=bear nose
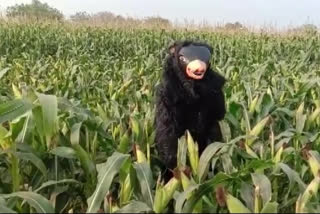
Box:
[196,66,205,73]
[187,67,205,73]
[187,60,206,73]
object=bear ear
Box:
[168,43,176,55]
[168,40,183,55]
[204,44,213,54]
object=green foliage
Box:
[6,0,63,20]
[0,23,320,213]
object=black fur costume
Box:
[154,41,226,179]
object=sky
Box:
[1,0,320,28]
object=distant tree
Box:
[144,16,171,28]
[6,0,63,20]
[289,24,318,34]
[69,10,172,28]
[91,11,116,22]
[89,11,128,25]
[299,24,318,33]
[70,11,91,22]
[224,22,245,30]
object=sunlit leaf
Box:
[86,152,129,213]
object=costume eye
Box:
[179,55,187,63]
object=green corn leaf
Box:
[34,179,79,193]
[245,144,259,159]
[240,182,254,211]
[186,131,199,176]
[0,205,16,213]
[296,176,320,213]
[119,174,132,205]
[249,96,259,114]
[73,144,96,180]
[0,68,9,80]
[198,142,225,182]
[182,173,231,213]
[37,93,58,145]
[12,112,32,144]
[118,131,130,153]
[221,153,236,174]
[306,107,320,128]
[130,117,141,141]
[177,135,188,168]
[135,144,147,163]
[220,120,232,142]
[226,193,252,213]
[2,191,55,213]
[164,176,180,202]
[181,171,192,191]
[153,180,165,213]
[295,102,306,134]
[251,173,271,205]
[70,122,82,145]
[12,84,22,99]
[260,201,278,213]
[115,201,151,213]
[278,163,306,190]
[247,116,270,146]
[133,162,154,208]
[0,99,32,124]
[86,152,129,213]
[175,184,199,213]
[15,152,47,178]
[50,146,77,159]
[273,146,283,163]
[307,150,320,178]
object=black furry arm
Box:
[201,71,226,144]
[205,71,226,121]
[211,88,226,121]
[154,86,179,170]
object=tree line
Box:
[4,0,172,28]
[3,0,318,32]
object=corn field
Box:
[0,23,320,213]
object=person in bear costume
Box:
[154,40,226,180]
